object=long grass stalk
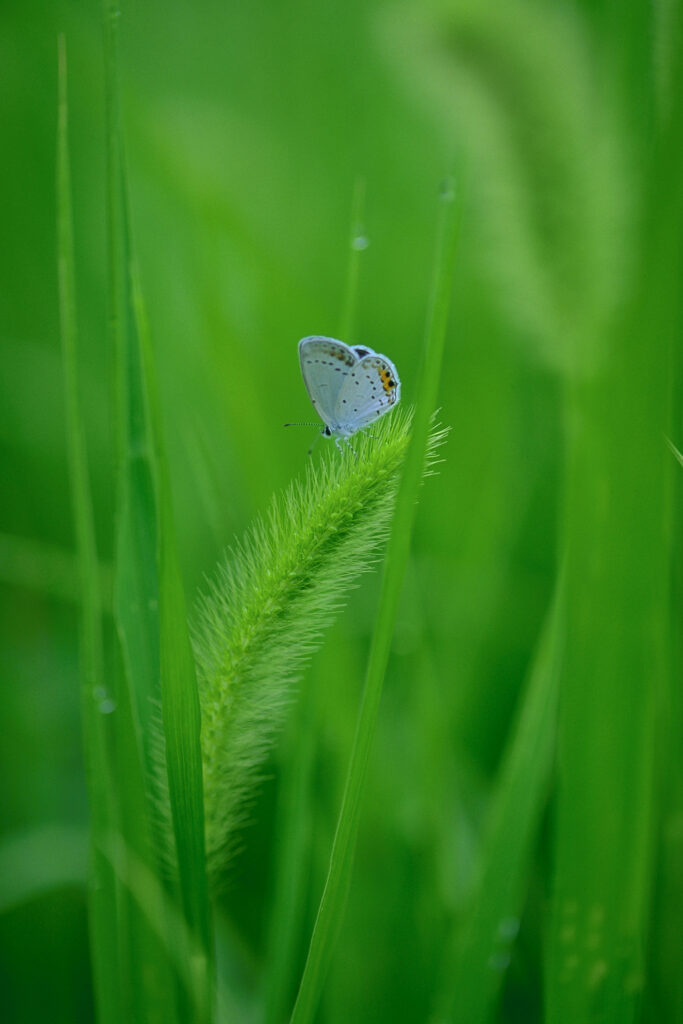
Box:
[102,3,188,1019]
[545,38,679,1014]
[263,686,317,1024]
[264,174,371,1024]
[57,34,122,1024]
[102,1,213,1017]
[133,277,214,1017]
[290,178,462,1024]
[435,576,564,1022]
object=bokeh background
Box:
[1,1,680,1022]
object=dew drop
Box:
[99,697,117,715]
[488,951,510,972]
[439,177,455,202]
[588,959,608,989]
[498,916,520,941]
[352,234,369,251]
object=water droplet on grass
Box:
[588,959,608,988]
[498,916,520,940]
[488,951,510,972]
[439,177,455,201]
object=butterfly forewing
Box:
[299,336,358,430]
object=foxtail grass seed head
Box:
[193,409,446,879]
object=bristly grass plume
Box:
[193,408,446,879]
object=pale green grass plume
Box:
[194,409,444,877]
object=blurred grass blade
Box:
[667,438,683,469]
[264,176,370,1024]
[158,487,214,1019]
[57,34,122,1024]
[102,3,192,1020]
[104,835,225,1021]
[264,681,317,1024]
[435,579,564,1022]
[545,81,678,1016]
[106,13,160,771]
[103,0,213,1013]
[290,178,462,1024]
[110,649,180,1020]
[135,274,214,1017]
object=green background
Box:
[1,1,680,1021]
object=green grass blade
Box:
[154,409,214,1018]
[648,19,683,1021]
[435,579,564,1022]
[102,4,187,1020]
[57,34,122,1024]
[132,277,212,953]
[102,2,213,1011]
[264,682,317,1024]
[667,438,683,470]
[544,11,682,1013]
[264,176,371,1024]
[290,179,462,1024]
[130,262,213,1010]
[112,649,182,1021]
[545,139,677,1024]
[103,835,227,1021]
[103,0,160,757]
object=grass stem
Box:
[290,178,462,1024]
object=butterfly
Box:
[293,335,401,452]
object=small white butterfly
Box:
[294,336,401,452]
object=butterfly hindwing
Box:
[333,353,401,433]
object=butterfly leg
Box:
[309,428,330,457]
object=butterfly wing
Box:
[299,336,359,429]
[333,353,401,434]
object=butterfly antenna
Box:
[284,421,319,428]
